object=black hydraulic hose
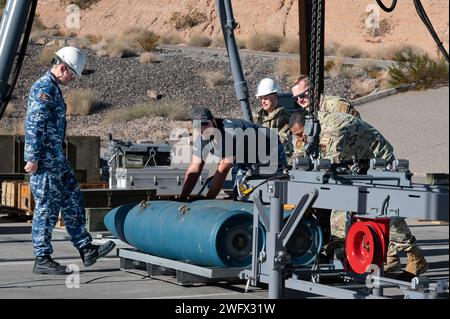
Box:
[0,0,37,119]
[413,0,449,63]
[376,0,397,13]
[376,0,449,63]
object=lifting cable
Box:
[302,0,323,161]
[377,0,449,63]
[413,0,449,63]
[376,0,397,13]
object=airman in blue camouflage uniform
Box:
[24,47,115,275]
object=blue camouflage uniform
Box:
[25,71,92,257]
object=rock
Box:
[147,90,163,100]
[45,39,66,47]
[35,36,49,45]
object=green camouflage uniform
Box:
[291,101,423,270]
[291,95,361,162]
[254,105,292,158]
[309,111,395,260]
[320,95,361,118]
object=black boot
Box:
[33,256,68,275]
[79,241,116,267]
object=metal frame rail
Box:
[118,248,245,286]
[241,166,449,299]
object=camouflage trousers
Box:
[322,210,351,257]
[387,217,416,256]
[30,160,91,257]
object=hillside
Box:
[36,0,449,57]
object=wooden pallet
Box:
[19,182,34,214]
[80,181,108,189]
[1,181,21,209]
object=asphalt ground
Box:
[0,214,447,300]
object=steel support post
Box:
[267,180,287,299]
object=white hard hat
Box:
[55,46,86,76]
[255,78,279,97]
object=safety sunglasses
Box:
[292,90,309,101]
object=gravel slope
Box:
[1,44,351,144]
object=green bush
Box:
[388,49,449,89]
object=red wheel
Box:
[365,221,387,263]
[346,221,383,274]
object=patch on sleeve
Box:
[39,93,53,103]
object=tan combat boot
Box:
[384,248,402,273]
[384,255,402,273]
[404,246,428,276]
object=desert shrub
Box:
[140,52,159,64]
[280,37,300,54]
[85,34,103,45]
[105,101,190,123]
[91,31,140,58]
[62,0,100,10]
[388,48,449,89]
[351,78,378,98]
[66,88,101,116]
[246,33,283,52]
[159,32,183,45]
[137,31,160,51]
[38,45,62,64]
[236,38,246,49]
[201,71,227,88]
[371,44,425,61]
[188,34,211,47]
[212,35,245,48]
[336,45,369,58]
[324,59,336,72]
[324,41,340,56]
[276,58,300,83]
[211,35,225,48]
[169,7,206,30]
[32,15,47,32]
